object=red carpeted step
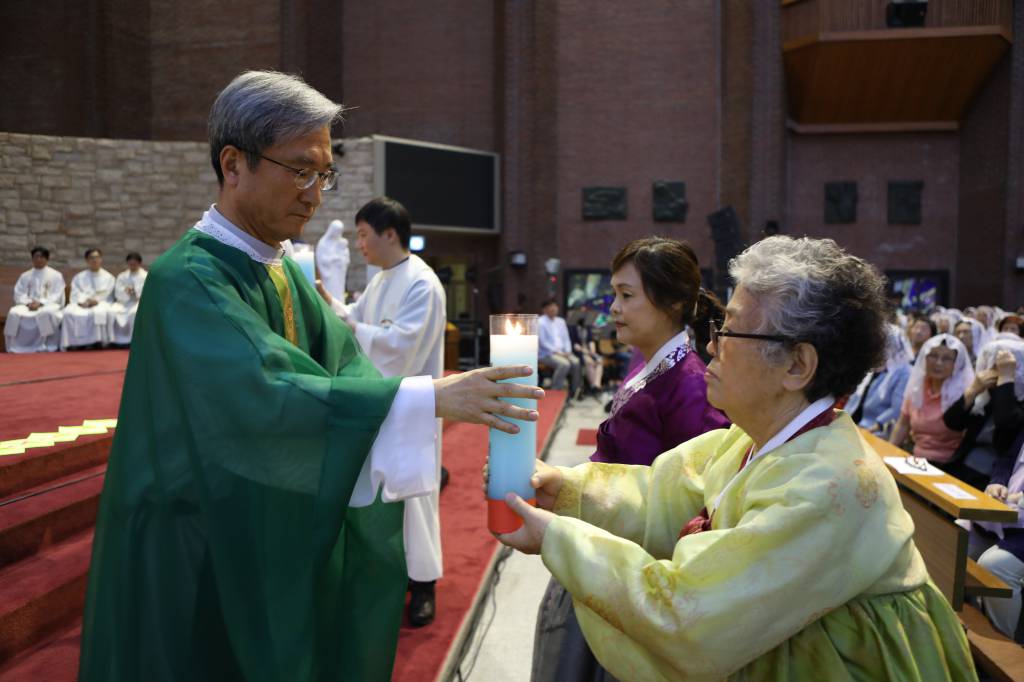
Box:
[0,435,112,499]
[0,618,80,681]
[0,466,105,569]
[0,529,93,665]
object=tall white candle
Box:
[487,314,539,533]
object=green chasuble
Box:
[79,229,407,682]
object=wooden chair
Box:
[861,430,1024,681]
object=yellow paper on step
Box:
[58,425,87,436]
[23,433,57,448]
[45,430,79,443]
[0,439,26,449]
[75,423,110,435]
[0,444,26,456]
[83,419,118,429]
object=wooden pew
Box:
[861,430,1024,680]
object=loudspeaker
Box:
[707,206,745,300]
[886,1,927,28]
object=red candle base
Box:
[487,497,536,534]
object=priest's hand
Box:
[315,279,333,306]
[530,459,563,510]
[434,366,543,434]
[496,493,554,555]
[27,301,41,311]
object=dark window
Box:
[888,181,923,225]
[824,181,857,224]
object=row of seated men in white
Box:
[4,247,147,353]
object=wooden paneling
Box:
[964,558,1013,600]
[783,0,1013,41]
[784,30,1010,126]
[863,430,1018,522]
[899,488,968,609]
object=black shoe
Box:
[407,580,436,627]
[440,466,450,492]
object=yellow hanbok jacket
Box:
[542,412,977,681]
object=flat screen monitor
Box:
[564,269,614,328]
[886,269,948,311]
[373,136,500,234]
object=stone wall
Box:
[0,132,375,289]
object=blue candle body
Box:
[293,251,316,285]
[487,338,538,504]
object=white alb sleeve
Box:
[347,375,438,507]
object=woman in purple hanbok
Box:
[532,237,729,682]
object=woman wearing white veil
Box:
[968,335,1024,641]
[890,334,975,467]
[942,334,1024,488]
[845,323,913,437]
[954,317,987,365]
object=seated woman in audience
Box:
[942,336,1024,487]
[890,335,974,468]
[109,252,148,346]
[532,236,729,682]
[502,236,975,681]
[998,314,1023,337]
[907,314,936,360]
[971,423,1024,643]
[845,322,913,437]
[4,246,65,353]
[954,317,986,365]
[569,315,604,398]
[61,248,116,350]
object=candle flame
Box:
[505,319,523,336]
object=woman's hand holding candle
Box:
[495,494,556,554]
[434,366,543,434]
[530,459,563,510]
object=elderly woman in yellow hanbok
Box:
[498,236,976,681]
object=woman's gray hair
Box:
[208,70,344,185]
[728,236,888,401]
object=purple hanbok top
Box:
[591,333,730,466]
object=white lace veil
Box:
[905,334,975,412]
[972,334,1024,414]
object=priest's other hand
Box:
[530,459,563,511]
[496,493,554,554]
[434,365,543,434]
[27,301,41,311]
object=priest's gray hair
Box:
[728,236,887,401]
[208,70,344,186]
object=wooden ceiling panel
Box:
[784,31,1010,127]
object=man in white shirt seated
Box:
[538,298,582,397]
[109,252,148,346]
[61,248,116,350]
[4,246,66,353]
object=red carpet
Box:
[391,389,566,682]
[0,348,567,682]
[576,428,598,447]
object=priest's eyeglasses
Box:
[709,320,792,354]
[241,149,339,191]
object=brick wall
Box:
[786,133,960,278]
[0,133,375,290]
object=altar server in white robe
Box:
[109,251,148,345]
[61,248,116,350]
[316,218,350,302]
[4,246,66,353]
[317,197,447,627]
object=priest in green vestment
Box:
[78,70,542,682]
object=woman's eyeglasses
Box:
[709,320,793,354]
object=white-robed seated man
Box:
[4,246,66,353]
[109,251,148,346]
[317,196,448,628]
[61,248,116,350]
